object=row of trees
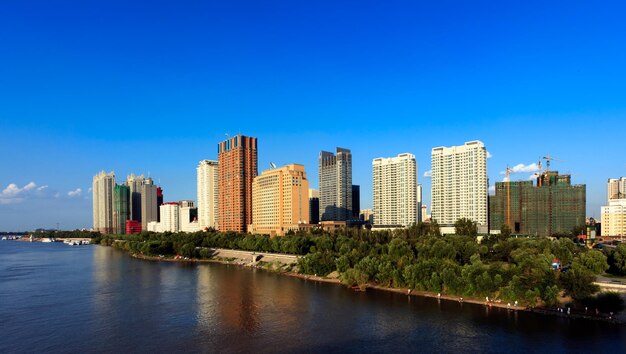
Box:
[95,222,614,308]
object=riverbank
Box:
[113,245,622,325]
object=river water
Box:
[1,241,624,353]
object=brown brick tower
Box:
[217,135,258,233]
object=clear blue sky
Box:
[1,1,625,231]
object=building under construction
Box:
[113,184,130,234]
[489,171,586,236]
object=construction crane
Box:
[542,155,560,173]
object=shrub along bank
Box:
[93,225,620,311]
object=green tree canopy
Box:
[454,218,478,237]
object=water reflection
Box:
[3,242,623,354]
[195,265,217,330]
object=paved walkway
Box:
[595,275,626,293]
[209,248,299,265]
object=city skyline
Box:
[2,2,626,230]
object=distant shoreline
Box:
[117,246,622,325]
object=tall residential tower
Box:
[319,148,352,221]
[608,177,626,201]
[141,178,158,230]
[126,174,145,222]
[372,153,418,227]
[602,177,626,237]
[93,171,116,234]
[431,141,488,233]
[197,160,219,230]
[218,135,258,233]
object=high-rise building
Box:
[608,177,626,201]
[372,153,418,227]
[92,171,115,234]
[352,185,360,220]
[431,141,488,233]
[250,164,309,236]
[309,189,320,224]
[141,178,158,230]
[126,174,145,222]
[319,148,352,221]
[197,160,219,230]
[602,177,626,237]
[218,135,258,233]
[113,184,130,234]
[489,171,586,236]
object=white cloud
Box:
[500,163,540,175]
[0,182,40,204]
[489,185,495,194]
[487,151,493,159]
[423,170,432,178]
[37,185,48,191]
[2,183,22,197]
[68,188,82,197]
[54,193,60,198]
[87,187,93,193]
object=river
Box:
[1,241,624,353]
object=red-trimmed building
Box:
[126,220,142,234]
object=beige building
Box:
[140,178,158,230]
[608,177,626,201]
[92,171,116,233]
[360,209,374,223]
[602,178,626,237]
[250,164,310,236]
[601,200,626,237]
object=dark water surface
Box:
[1,241,624,353]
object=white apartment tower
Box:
[431,141,488,232]
[372,153,418,227]
[319,148,352,221]
[159,202,180,233]
[197,160,219,230]
[92,171,116,233]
